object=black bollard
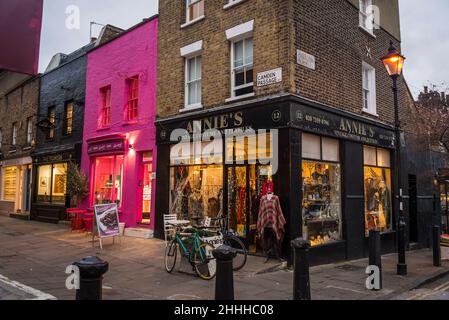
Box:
[397,216,408,276]
[368,230,382,290]
[73,256,109,300]
[291,238,311,300]
[433,225,442,267]
[213,246,237,300]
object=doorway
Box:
[408,174,418,243]
[141,152,153,225]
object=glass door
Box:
[227,166,248,240]
[141,162,152,224]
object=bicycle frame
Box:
[175,232,208,264]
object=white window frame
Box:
[0,129,3,148]
[183,0,205,27]
[224,0,246,10]
[12,123,17,146]
[359,0,375,35]
[184,55,202,110]
[26,118,33,145]
[229,37,254,100]
[180,41,203,112]
[362,62,377,116]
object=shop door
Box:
[408,175,418,243]
[24,167,31,212]
[141,162,153,225]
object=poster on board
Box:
[94,204,120,238]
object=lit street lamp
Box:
[381,41,407,276]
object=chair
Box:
[82,212,94,233]
[163,214,178,246]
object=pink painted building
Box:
[81,17,158,232]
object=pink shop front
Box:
[85,135,156,230]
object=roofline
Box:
[87,14,159,54]
[1,74,41,97]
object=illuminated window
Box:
[126,77,139,122]
[2,167,17,201]
[364,146,392,235]
[47,107,56,140]
[64,102,73,135]
[36,163,67,204]
[100,86,111,128]
[93,155,124,207]
[186,0,204,23]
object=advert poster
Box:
[94,204,120,238]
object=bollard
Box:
[291,238,311,300]
[433,225,442,267]
[213,245,237,300]
[397,216,408,276]
[73,256,109,300]
[368,230,382,290]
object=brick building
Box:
[0,72,39,218]
[154,0,431,263]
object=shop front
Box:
[0,157,33,216]
[81,134,157,231]
[155,96,398,264]
[437,169,449,233]
[31,151,74,223]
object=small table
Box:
[69,210,87,231]
[167,220,191,227]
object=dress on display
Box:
[257,194,286,249]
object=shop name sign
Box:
[257,68,282,87]
[88,139,125,155]
[186,112,244,134]
[294,104,395,148]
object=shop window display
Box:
[302,133,342,247]
[2,167,17,201]
[93,155,124,207]
[36,163,67,204]
[363,146,392,235]
[441,184,449,232]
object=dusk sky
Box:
[38,0,449,98]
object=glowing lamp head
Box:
[381,41,405,77]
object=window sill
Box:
[23,146,32,151]
[122,121,139,127]
[225,92,255,103]
[224,0,246,10]
[362,109,379,117]
[97,126,111,132]
[180,104,203,113]
[181,16,205,29]
[359,25,376,38]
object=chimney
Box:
[424,86,428,94]
[442,92,447,104]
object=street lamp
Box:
[381,41,407,276]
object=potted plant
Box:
[66,161,89,208]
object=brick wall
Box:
[0,76,40,160]
[156,0,290,118]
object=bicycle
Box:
[205,216,248,271]
[164,222,217,280]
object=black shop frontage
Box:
[154,96,399,265]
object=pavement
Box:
[1,214,449,300]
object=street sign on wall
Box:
[0,0,44,75]
[257,68,283,87]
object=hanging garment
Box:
[262,180,274,196]
[257,195,286,244]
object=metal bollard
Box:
[213,246,237,300]
[397,216,408,276]
[368,230,382,290]
[433,225,442,267]
[291,238,311,300]
[73,256,109,300]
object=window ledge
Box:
[362,109,379,117]
[224,0,246,10]
[225,92,255,103]
[359,25,376,38]
[97,126,111,132]
[23,146,32,151]
[181,16,205,29]
[122,121,139,127]
[180,104,203,113]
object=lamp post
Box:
[381,41,407,276]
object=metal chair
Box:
[163,214,178,246]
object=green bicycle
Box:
[164,224,217,280]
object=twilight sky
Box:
[38,0,449,97]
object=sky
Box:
[38,0,449,97]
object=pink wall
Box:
[81,18,158,230]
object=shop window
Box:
[226,132,272,164]
[171,140,223,166]
[36,163,67,204]
[186,0,204,23]
[363,146,392,235]
[26,117,33,145]
[2,167,17,201]
[64,102,73,136]
[441,184,449,232]
[302,133,342,247]
[126,76,139,122]
[99,86,111,128]
[142,153,153,222]
[93,155,124,207]
[185,55,202,108]
[231,37,254,98]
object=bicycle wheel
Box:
[165,240,178,273]
[193,243,216,280]
[224,235,248,271]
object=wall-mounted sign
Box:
[88,139,125,155]
[256,68,282,87]
[297,50,316,70]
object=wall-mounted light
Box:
[129,144,134,150]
